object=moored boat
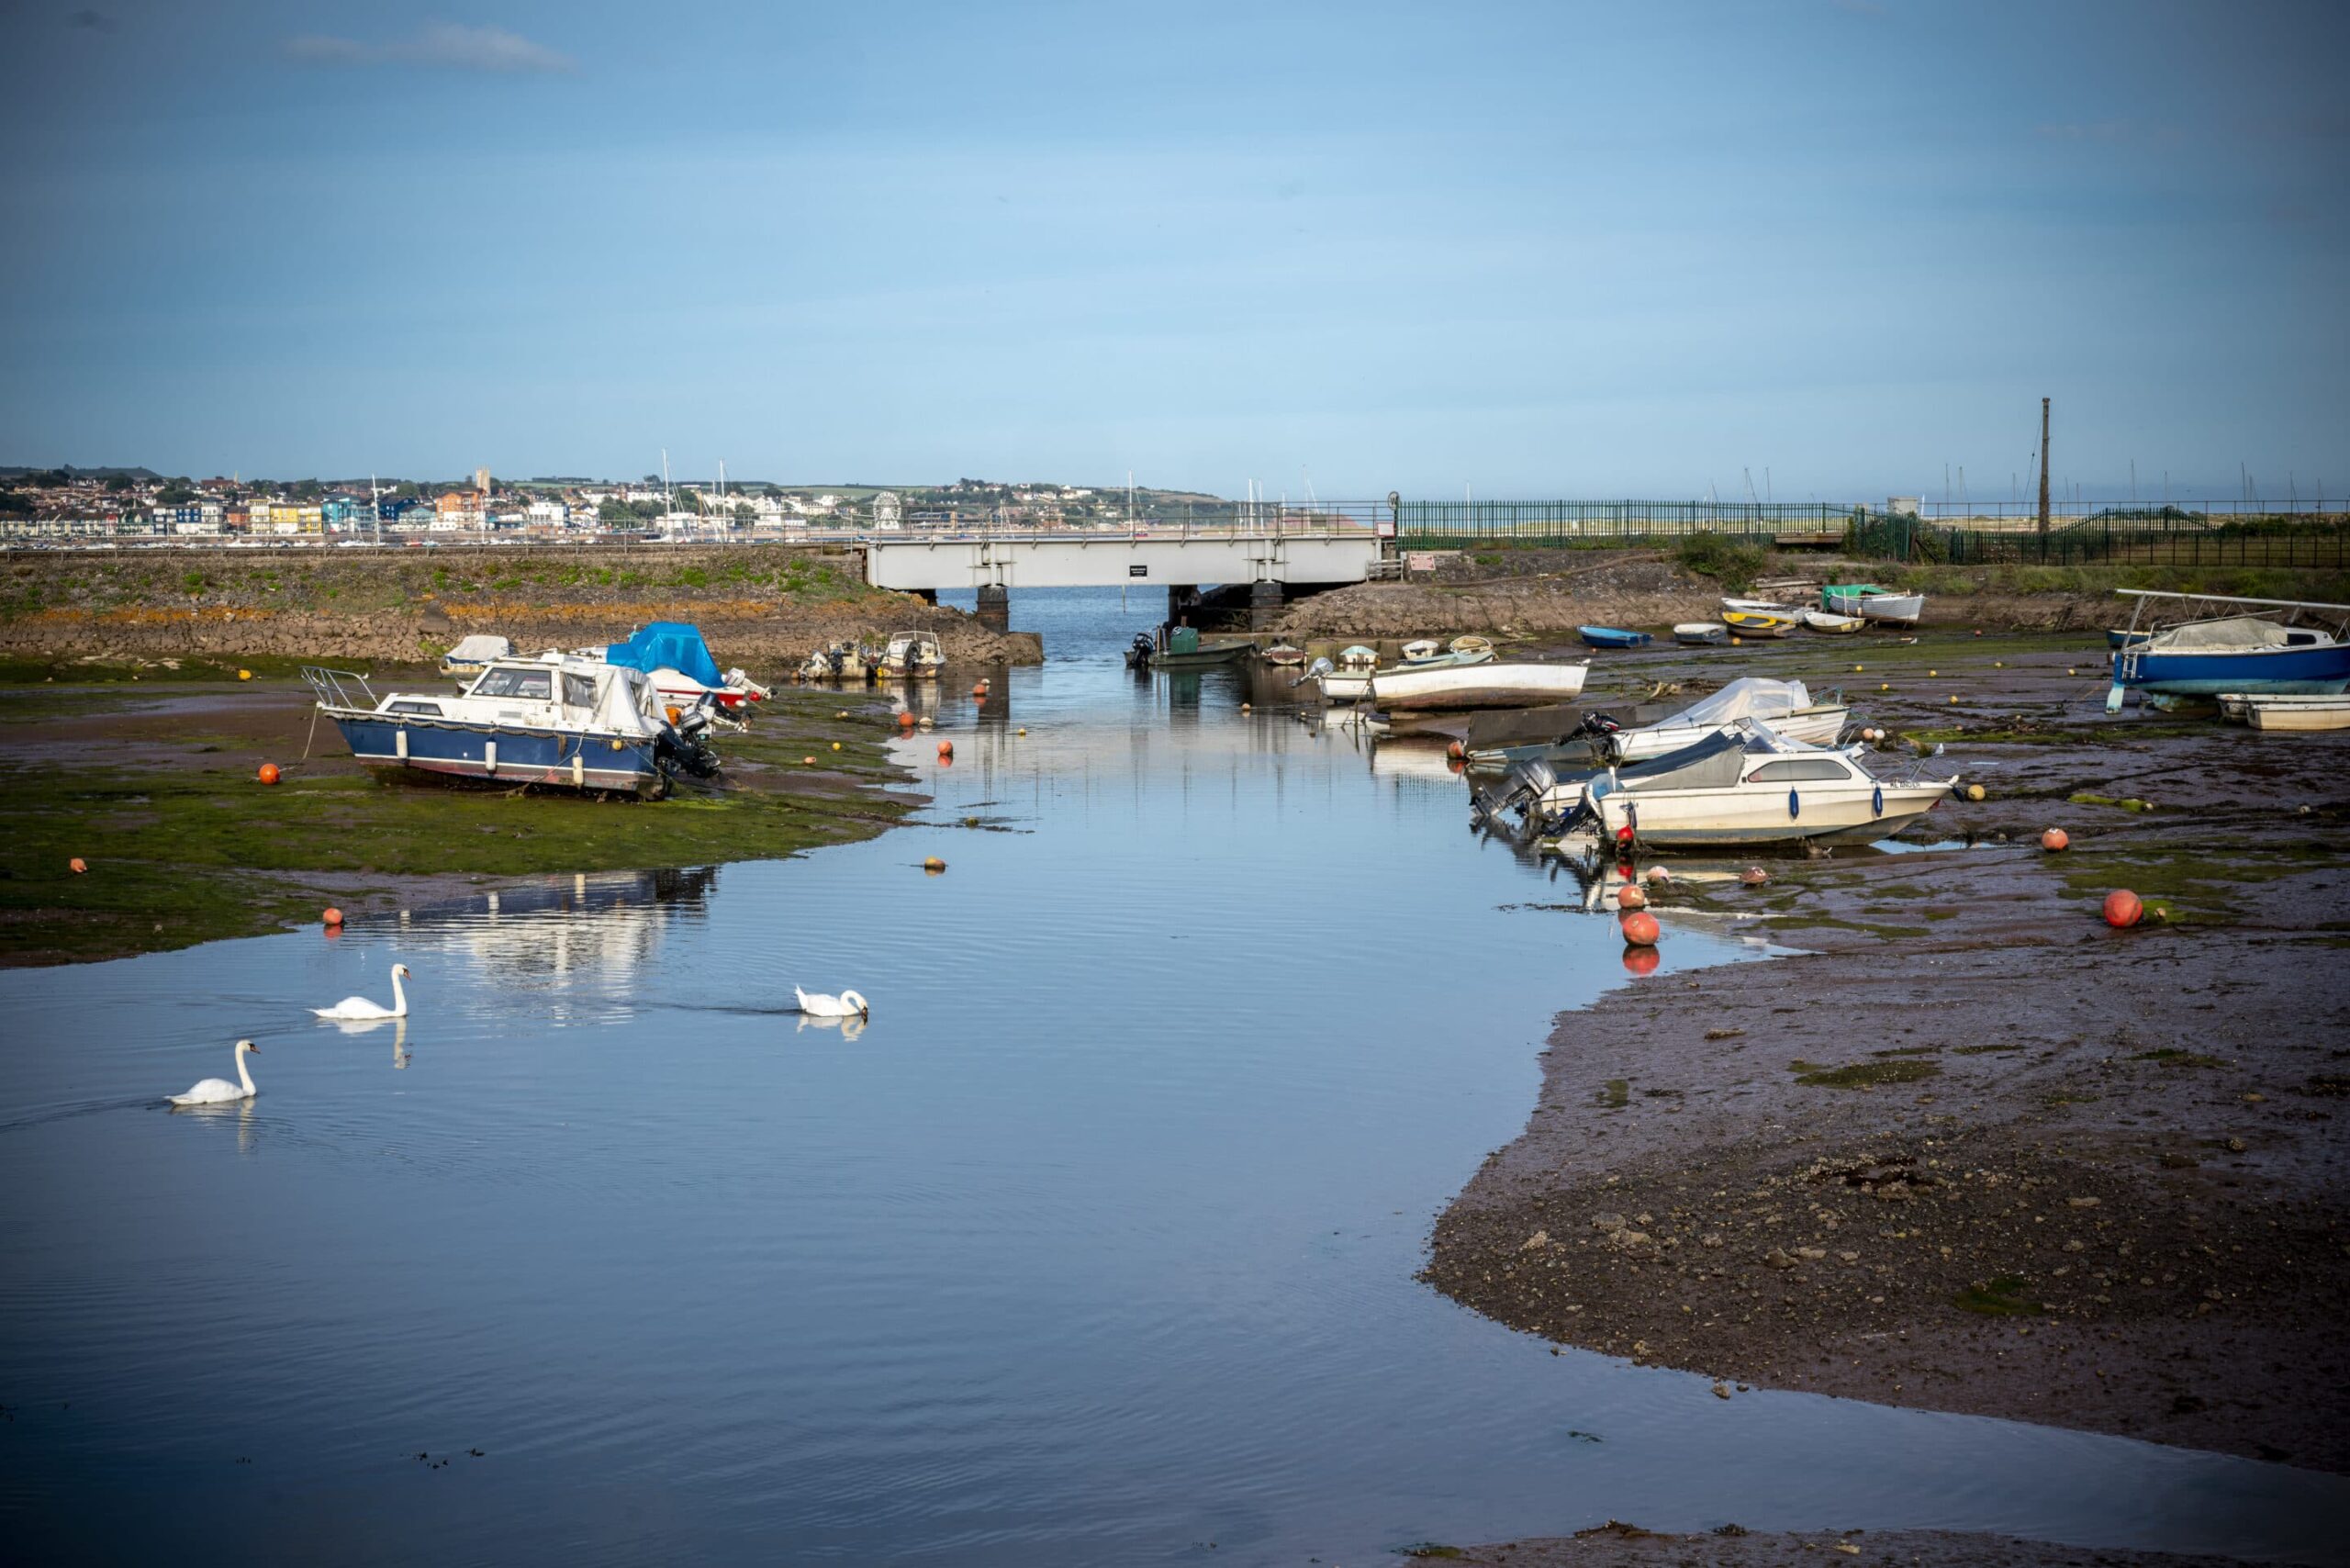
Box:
[878,629,946,678]
[1721,610,1795,638]
[1547,718,1955,848]
[2244,693,2350,732]
[1608,677,1849,761]
[1674,622,1729,646]
[1149,627,1253,669]
[1313,644,1382,701]
[1365,659,1589,712]
[1857,593,1925,627]
[305,654,717,799]
[1260,643,1307,666]
[600,622,771,711]
[1578,625,1653,650]
[1801,610,1865,634]
[2106,591,2350,710]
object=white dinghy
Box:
[1608,677,1849,761]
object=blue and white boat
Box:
[2106,590,2350,711]
[1578,625,1654,650]
[304,653,720,798]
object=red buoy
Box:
[1616,885,1647,911]
[1740,866,1769,886]
[322,907,343,926]
[2103,889,2143,928]
[257,762,282,785]
[1615,824,1636,845]
[1619,910,1661,946]
[936,740,954,759]
[972,683,988,698]
[1445,740,1466,761]
[898,711,916,729]
[2042,828,2070,852]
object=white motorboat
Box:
[1314,644,1382,702]
[1801,610,1865,634]
[1549,717,1954,847]
[2244,693,2350,732]
[1857,593,1925,627]
[1610,678,1849,761]
[879,630,946,678]
[1366,659,1588,712]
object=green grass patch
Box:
[1595,1078,1629,1109]
[1790,1058,1942,1089]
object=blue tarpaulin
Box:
[606,622,725,689]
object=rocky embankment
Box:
[1424,638,2350,1478]
[0,543,1039,668]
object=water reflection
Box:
[365,867,718,998]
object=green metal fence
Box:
[1852,512,2350,569]
[1395,499,1854,550]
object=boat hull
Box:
[1857,595,1925,626]
[2117,642,2350,696]
[1612,705,1849,762]
[1673,622,1729,646]
[1578,626,1653,650]
[1801,611,1864,634]
[1594,779,1948,847]
[330,714,664,794]
[1150,639,1252,669]
[1721,612,1792,638]
[1367,662,1589,711]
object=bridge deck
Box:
[861,528,1384,591]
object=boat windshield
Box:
[563,672,598,709]
[473,666,554,700]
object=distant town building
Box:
[474,467,492,496]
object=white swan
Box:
[170,1039,259,1105]
[316,963,410,1021]
[795,985,869,1019]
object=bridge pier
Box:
[1248,579,1283,631]
[1167,584,1201,626]
[976,584,1009,632]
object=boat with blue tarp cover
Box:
[1578,626,1653,649]
[598,622,772,711]
[304,652,720,800]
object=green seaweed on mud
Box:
[1595,1078,1630,1109]
[1789,1058,1942,1089]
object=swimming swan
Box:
[170,1039,259,1105]
[316,963,410,1021]
[795,986,869,1019]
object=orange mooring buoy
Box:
[1619,910,1662,946]
[937,740,953,759]
[972,683,987,698]
[1446,740,1466,761]
[898,711,916,729]
[2042,828,2070,852]
[257,762,282,785]
[322,907,343,926]
[1617,885,1647,911]
[69,857,88,874]
[2103,889,2143,928]
[923,857,946,874]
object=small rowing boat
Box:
[1801,610,1865,635]
[2244,692,2350,732]
[1578,625,1653,650]
[1721,610,1795,638]
[1673,622,1729,646]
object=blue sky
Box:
[3,0,2344,500]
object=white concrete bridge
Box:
[861,525,1389,628]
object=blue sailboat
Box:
[2105,591,2350,711]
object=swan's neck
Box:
[390,969,408,1017]
[236,1049,255,1096]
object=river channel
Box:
[2,588,2344,1564]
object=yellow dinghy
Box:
[1721,609,1796,638]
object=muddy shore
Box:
[1434,1522,2252,1567]
[1422,629,2350,1518]
[0,658,942,966]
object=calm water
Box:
[3,588,2344,1565]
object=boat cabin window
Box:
[1743,758,1852,782]
[388,700,443,717]
[472,667,553,700]
[563,672,598,710]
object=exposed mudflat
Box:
[1425,632,2350,1492]
[1438,1521,2252,1567]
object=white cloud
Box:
[284,21,576,75]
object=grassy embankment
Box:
[0,656,919,966]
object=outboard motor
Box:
[1470,756,1558,832]
[1293,655,1334,689]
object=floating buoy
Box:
[1016,727,1027,736]
[1622,945,1662,976]
[898,711,916,729]
[237,668,252,681]
[1928,669,1938,677]
[831,741,842,751]
[917,716,934,731]
[1879,682,1889,691]
[2067,667,2077,677]
[1619,910,1662,946]
[1617,885,1647,911]
[1445,740,1466,760]
[2042,828,2069,851]
[835,710,849,719]
[2103,889,2143,928]
[1740,866,1769,886]
[936,740,953,759]
[1964,783,1986,801]
[802,755,817,765]
[322,907,343,926]
[257,762,282,785]
[1993,660,2003,668]
[1644,866,1671,885]
[972,684,987,698]
[1949,694,1961,704]
[1853,665,1863,673]
[69,857,88,874]
[1974,629,1983,637]
[1240,702,1252,712]
[1615,824,1636,845]
[1729,635,1742,645]
[923,857,946,874]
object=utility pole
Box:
[2037,398,2052,536]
